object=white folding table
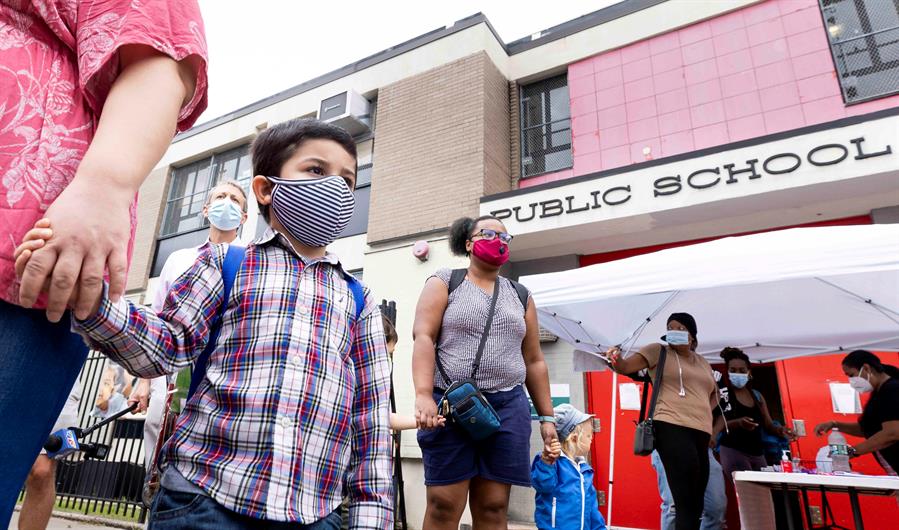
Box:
[733,471,899,530]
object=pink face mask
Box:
[471,238,510,266]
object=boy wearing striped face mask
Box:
[15,118,393,528]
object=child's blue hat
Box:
[554,404,594,440]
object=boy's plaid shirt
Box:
[74,230,393,527]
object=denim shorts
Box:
[0,300,88,527]
[417,384,531,487]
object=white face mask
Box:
[665,330,690,345]
[206,198,244,231]
[849,367,874,394]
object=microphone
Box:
[44,428,80,459]
[42,402,137,460]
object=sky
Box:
[195,0,621,124]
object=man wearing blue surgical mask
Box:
[128,180,248,476]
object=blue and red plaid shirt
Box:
[74,230,393,527]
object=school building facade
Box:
[128,0,899,527]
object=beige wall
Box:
[367,52,511,244]
[127,166,170,294]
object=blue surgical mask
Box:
[665,330,690,345]
[206,198,244,231]
[729,372,750,389]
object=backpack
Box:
[447,268,529,311]
[143,244,365,506]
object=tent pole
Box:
[814,277,899,323]
[607,370,619,526]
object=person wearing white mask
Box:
[715,347,794,483]
[128,179,248,471]
[607,312,719,530]
[815,350,899,475]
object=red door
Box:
[588,371,662,529]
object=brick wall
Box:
[522,0,899,189]
[483,58,512,198]
[367,52,511,243]
[127,166,169,293]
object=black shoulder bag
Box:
[435,275,502,441]
[634,345,668,456]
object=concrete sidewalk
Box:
[8,511,139,530]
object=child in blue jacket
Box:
[532,404,607,530]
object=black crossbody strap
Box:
[638,377,651,422]
[435,349,451,388]
[470,278,501,381]
[435,269,467,386]
[645,345,668,421]
[435,272,501,385]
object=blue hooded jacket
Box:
[531,453,607,530]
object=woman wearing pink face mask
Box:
[411,215,556,530]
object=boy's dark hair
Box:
[381,316,398,344]
[251,118,357,223]
[448,215,501,257]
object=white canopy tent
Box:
[521,224,899,364]
[519,224,899,526]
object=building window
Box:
[520,74,572,178]
[160,145,252,237]
[820,0,899,104]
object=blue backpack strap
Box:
[343,272,366,322]
[187,245,245,399]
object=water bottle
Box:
[781,450,793,473]
[828,428,851,473]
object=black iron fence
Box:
[21,351,148,523]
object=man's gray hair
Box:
[206,179,248,212]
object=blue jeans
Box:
[149,487,342,529]
[651,449,726,530]
[0,300,88,527]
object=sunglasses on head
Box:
[471,229,514,244]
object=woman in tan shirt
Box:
[607,313,718,530]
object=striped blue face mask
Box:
[268,175,355,247]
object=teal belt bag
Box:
[438,379,501,441]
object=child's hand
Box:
[15,218,104,319]
[541,440,562,464]
[14,219,53,278]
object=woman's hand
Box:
[540,422,559,456]
[128,378,152,414]
[778,426,798,441]
[733,417,759,431]
[415,393,444,430]
[814,421,835,437]
[605,346,621,371]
